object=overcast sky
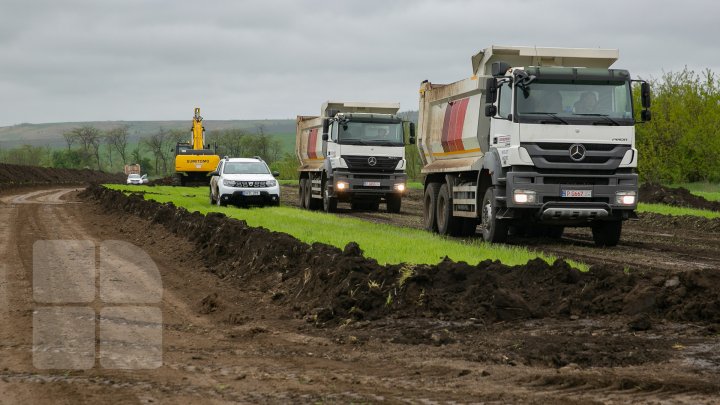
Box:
[1,0,718,126]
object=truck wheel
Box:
[437,184,460,235]
[307,180,322,211]
[209,187,216,205]
[592,221,622,247]
[480,187,508,243]
[386,194,401,213]
[303,180,313,209]
[299,178,307,209]
[423,183,441,232]
[323,187,337,213]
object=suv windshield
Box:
[338,121,404,146]
[128,174,141,179]
[223,162,269,175]
[515,81,633,125]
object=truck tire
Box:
[303,179,313,209]
[423,182,441,232]
[307,180,322,211]
[386,194,401,213]
[436,183,460,235]
[480,187,508,243]
[323,186,337,213]
[209,187,216,205]
[592,221,622,247]
[299,178,307,209]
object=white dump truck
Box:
[297,101,415,213]
[417,45,651,246]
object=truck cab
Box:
[297,101,415,213]
[417,46,651,246]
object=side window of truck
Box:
[331,122,338,141]
[498,83,512,119]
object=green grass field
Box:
[106,184,582,269]
[637,203,720,219]
[669,182,720,201]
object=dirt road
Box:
[1,187,719,403]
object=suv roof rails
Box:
[252,156,264,161]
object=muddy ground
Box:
[0,163,124,191]
[0,176,719,403]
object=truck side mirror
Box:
[485,78,498,103]
[641,109,652,122]
[485,105,497,117]
[641,82,651,108]
[207,171,218,177]
[272,171,280,177]
[408,122,416,144]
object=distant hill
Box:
[0,119,296,148]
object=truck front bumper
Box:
[502,169,638,224]
[330,170,407,198]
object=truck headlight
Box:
[265,180,277,187]
[336,181,348,191]
[513,189,536,204]
[394,183,406,192]
[616,191,636,205]
[222,179,236,187]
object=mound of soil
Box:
[148,176,177,186]
[0,163,124,191]
[85,185,720,327]
[640,183,720,211]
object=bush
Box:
[635,68,720,183]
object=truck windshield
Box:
[338,122,404,146]
[223,162,269,174]
[515,81,633,125]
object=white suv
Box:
[209,157,280,207]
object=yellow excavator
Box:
[174,107,220,186]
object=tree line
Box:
[0,125,293,177]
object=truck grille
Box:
[343,156,401,172]
[522,143,631,171]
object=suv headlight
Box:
[265,180,277,187]
[222,179,236,187]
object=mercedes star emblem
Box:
[367,157,377,166]
[569,144,586,162]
